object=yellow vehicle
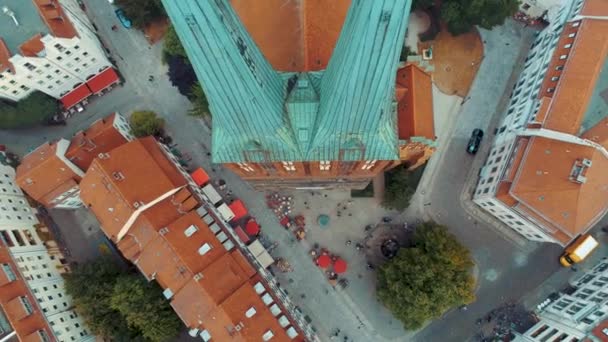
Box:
[560,234,599,267]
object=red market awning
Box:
[245,219,260,235]
[316,254,331,268]
[190,167,210,187]
[60,83,91,109]
[228,199,248,221]
[234,226,250,244]
[334,258,347,274]
[86,67,120,93]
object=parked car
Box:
[114,9,132,29]
[466,129,484,154]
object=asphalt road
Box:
[0,3,582,342]
[410,21,565,342]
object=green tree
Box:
[377,222,476,329]
[115,0,165,30]
[0,92,59,129]
[111,276,181,342]
[63,258,138,340]
[129,111,165,137]
[440,0,519,35]
[188,83,210,118]
[163,25,187,61]
[412,0,435,10]
[382,165,419,211]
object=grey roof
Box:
[0,0,49,54]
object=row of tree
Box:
[164,26,210,119]
[413,0,520,35]
[0,92,59,129]
[63,257,181,341]
[377,222,476,329]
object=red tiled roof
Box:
[18,34,44,57]
[65,113,129,170]
[86,67,120,94]
[33,0,77,39]
[60,83,91,109]
[0,39,14,73]
[231,0,350,71]
[591,319,608,342]
[396,64,435,140]
[0,243,53,340]
[16,141,82,207]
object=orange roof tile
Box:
[65,113,129,171]
[396,64,435,140]
[16,141,81,207]
[495,181,517,207]
[32,0,77,39]
[0,39,13,73]
[591,319,608,342]
[231,0,350,71]
[580,0,608,16]
[540,19,608,134]
[0,244,53,340]
[582,116,608,149]
[18,34,44,57]
[510,136,608,239]
[79,138,187,238]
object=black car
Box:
[467,129,484,154]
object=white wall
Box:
[472,0,589,244]
[0,0,111,102]
[0,162,93,342]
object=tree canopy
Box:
[111,276,182,342]
[163,25,187,60]
[382,165,421,211]
[129,111,165,137]
[64,257,181,341]
[167,55,197,97]
[63,258,140,340]
[377,222,476,330]
[188,82,210,118]
[0,92,59,129]
[441,0,519,35]
[115,0,165,30]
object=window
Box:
[555,65,564,71]
[559,54,568,60]
[319,161,331,171]
[281,161,296,172]
[54,43,65,52]
[564,44,572,49]
[361,160,377,170]
[56,56,62,61]
[568,33,576,38]
[551,76,559,82]
[237,162,254,173]
[572,22,580,27]
[23,62,36,71]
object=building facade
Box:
[0,155,93,342]
[16,112,132,209]
[78,137,313,341]
[163,0,436,189]
[519,0,565,20]
[0,0,119,109]
[473,0,608,246]
[515,258,608,342]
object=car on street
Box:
[466,129,484,154]
[114,8,132,29]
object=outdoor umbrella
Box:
[245,219,260,235]
[316,254,331,268]
[333,258,348,274]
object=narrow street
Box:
[0,3,587,342]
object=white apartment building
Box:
[519,0,565,20]
[0,157,93,342]
[515,258,608,341]
[16,112,133,209]
[473,0,608,246]
[0,0,118,108]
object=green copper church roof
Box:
[162,0,412,163]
